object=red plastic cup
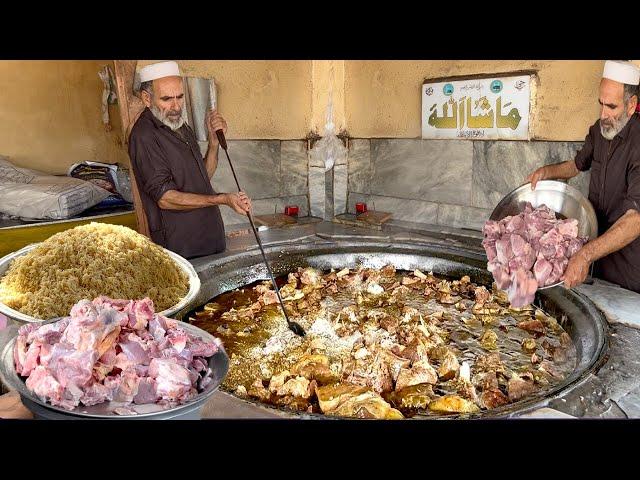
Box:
[284,205,299,217]
[356,202,367,214]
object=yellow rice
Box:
[0,222,189,319]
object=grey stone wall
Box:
[347,138,589,231]
[202,140,309,226]
[200,136,590,233]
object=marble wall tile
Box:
[309,165,326,218]
[334,164,348,215]
[324,169,334,219]
[281,140,308,196]
[437,203,493,231]
[370,139,473,205]
[348,138,371,194]
[211,140,281,199]
[347,193,438,224]
[218,195,309,227]
[472,141,583,209]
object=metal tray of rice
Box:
[0,222,200,323]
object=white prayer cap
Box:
[139,61,181,82]
[602,60,640,86]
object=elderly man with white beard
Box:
[526,60,640,292]
[128,61,251,259]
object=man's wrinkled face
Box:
[143,76,185,130]
[599,78,633,140]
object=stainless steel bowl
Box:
[0,243,201,324]
[489,180,598,289]
[0,318,228,419]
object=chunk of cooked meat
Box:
[381,265,396,277]
[399,337,430,364]
[344,353,394,394]
[538,360,565,380]
[247,378,270,402]
[521,338,537,353]
[507,374,538,401]
[272,394,313,412]
[517,320,545,335]
[474,353,504,373]
[428,344,450,363]
[329,391,404,419]
[395,360,438,391]
[335,268,350,278]
[428,395,480,414]
[379,315,400,334]
[377,348,411,382]
[387,383,435,409]
[300,267,323,287]
[337,272,363,288]
[315,383,368,412]
[438,351,460,381]
[290,354,340,384]
[402,276,422,286]
[258,290,279,306]
[472,371,499,391]
[268,370,292,393]
[370,355,394,393]
[474,286,491,304]
[480,389,509,409]
[255,282,272,295]
[413,269,428,280]
[276,376,314,399]
[401,306,422,323]
[480,329,498,350]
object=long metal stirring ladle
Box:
[215,129,306,337]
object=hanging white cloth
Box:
[98,65,118,130]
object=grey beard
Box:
[150,104,186,131]
[600,111,631,140]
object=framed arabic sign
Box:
[421,72,533,140]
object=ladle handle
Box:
[218,136,296,331]
[215,129,228,150]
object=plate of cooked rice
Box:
[0,222,200,323]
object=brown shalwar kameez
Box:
[574,113,640,292]
[128,108,226,259]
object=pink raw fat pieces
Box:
[13,297,220,412]
[482,202,587,307]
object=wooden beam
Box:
[113,60,150,237]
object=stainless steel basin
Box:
[489,180,598,240]
[0,320,228,420]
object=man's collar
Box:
[616,112,638,140]
[143,107,165,129]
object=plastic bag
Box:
[0,157,111,220]
[68,161,133,205]
[310,76,347,172]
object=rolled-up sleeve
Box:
[129,133,178,203]
[574,126,595,172]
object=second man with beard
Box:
[526,60,640,292]
[128,61,252,259]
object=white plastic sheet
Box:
[0,157,110,220]
[310,71,347,172]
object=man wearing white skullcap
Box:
[526,60,640,292]
[128,61,252,259]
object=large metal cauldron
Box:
[190,238,609,418]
